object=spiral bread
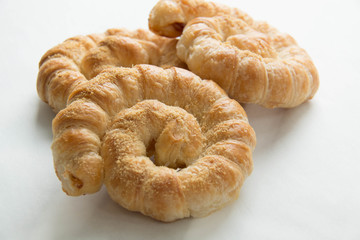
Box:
[149,0,319,108]
[37,28,186,112]
[52,65,256,221]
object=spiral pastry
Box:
[52,64,256,222]
[149,0,319,108]
[177,16,319,108]
[37,28,185,112]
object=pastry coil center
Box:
[103,100,203,169]
[49,65,256,221]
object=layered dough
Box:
[37,28,185,112]
[177,16,319,108]
[149,0,319,108]
[52,65,256,221]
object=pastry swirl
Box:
[149,0,319,108]
[37,28,185,112]
[52,64,256,221]
[177,16,319,108]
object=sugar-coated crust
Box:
[149,0,319,108]
[52,65,256,222]
[37,28,186,112]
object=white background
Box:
[1,0,360,239]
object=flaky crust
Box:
[52,64,256,222]
[37,28,186,112]
[149,0,319,108]
[177,16,319,108]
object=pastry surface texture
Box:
[149,0,319,108]
[37,28,185,112]
[52,65,256,222]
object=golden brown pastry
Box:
[149,0,319,108]
[176,16,319,108]
[37,28,186,112]
[52,64,256,222]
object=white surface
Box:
[1,0,360,239]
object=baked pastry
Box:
[177,16,319,108]
[37,28,185,112]
[52,64,256,222]
[149,0,319,108]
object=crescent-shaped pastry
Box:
[149,0,319,108]
[176,16,319,108]
[37,28,185,112]
[52,64,256,222]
